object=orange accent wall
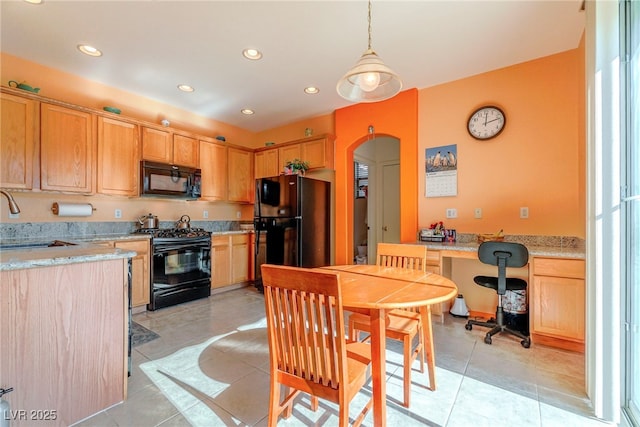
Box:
[334,89,419,264]
[417,48,585,237]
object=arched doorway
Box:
[334,89,419,264]
[353,136,400,263]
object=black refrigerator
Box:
[254,175,331,290]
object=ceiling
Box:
[1,0,585,133]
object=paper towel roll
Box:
[52,202,94,217]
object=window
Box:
[355,161,368,198]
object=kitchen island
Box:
[0,243,135,426]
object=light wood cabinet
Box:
[114,240,150,307]
[1,258,127,426]
[231,234,250,283]
[141,128,199,168]
[255,148,279,179]
[530,257,585,351]
[200,141,227,200]
[0,93,36,189]
[173,133,199,168]
[141,127,172,163]
[40,103,94,193]
[211,235,231,288]
[228,147,254,203]
[278,144,301,171]
[301,136,334,170]
[97,116,139,196]
[211,233,251,289]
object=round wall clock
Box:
[467,105,506,140]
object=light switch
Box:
[520,207,529,219]
[446,208,457,218]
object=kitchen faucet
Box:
[0,189,21,214]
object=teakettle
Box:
[175,214,191,229]
[137,213,159,229]
[8,80,40,93]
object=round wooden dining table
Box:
[317,264,458,427]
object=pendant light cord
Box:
[367,0,373,50]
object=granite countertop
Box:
[418,240,585,259]
[0,230,254,271]
[0,242,136,271]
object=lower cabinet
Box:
[211,233,250,289]
[114,240,151,307]
[530,257,585,352]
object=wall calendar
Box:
[425,144,458,197]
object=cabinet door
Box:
[279,144,300,171]
[199,141,227,200]
[141,127,171,163]
[231,234,249,283]
[97,116,139,196]
[40,103,94,193]
[115,240,150,307]
[301,137,334,170]
[173,134,199,168]
[254,149,279,179]
[1,93,36,189]
[532,275,585,341]
[228,147,253,203]
[211,236,231,288]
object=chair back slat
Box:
[377,243,428,273]
[262,265,346,390]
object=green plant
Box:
[285,158,310,174]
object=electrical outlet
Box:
[474,208,482,219]
[114,209,122,219]
[446,208,457,218]
[236,211,241,219]
[203,210,209,219]
[520,207,529,219]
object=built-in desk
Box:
[417,239,586,352]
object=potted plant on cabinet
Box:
[284,158,310,176]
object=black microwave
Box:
[140,161,201,199]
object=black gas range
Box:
[134,227,212,310]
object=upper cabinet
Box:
[0,93,36,190]
[254,134,335,179]
[97,116,139,196]
[141,127,198,168]
[228,147,254,203]
[254,149,279,179]
[199,140,227,201]
[40,103,94,193]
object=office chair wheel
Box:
[521,338,531,348]
[484,335,492,345]
[465,323,472,331]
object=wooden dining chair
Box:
[261,264,373,427]
[348,242,436,408]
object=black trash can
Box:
[502,289,529,336]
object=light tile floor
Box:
[78,286,613,427]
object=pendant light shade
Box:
[337,1,402,103]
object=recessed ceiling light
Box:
[241,109,255,115]
[77,44,102,57]
[242,48,262,60]
[177,84,195,92]
[304,86,320,94]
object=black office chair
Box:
[465,241,531,348]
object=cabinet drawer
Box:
[533,257,585,279]
[425,250,440,266]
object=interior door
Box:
[381,163,400,243]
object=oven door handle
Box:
[153,241,211,253]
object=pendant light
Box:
[336,0,402,103]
